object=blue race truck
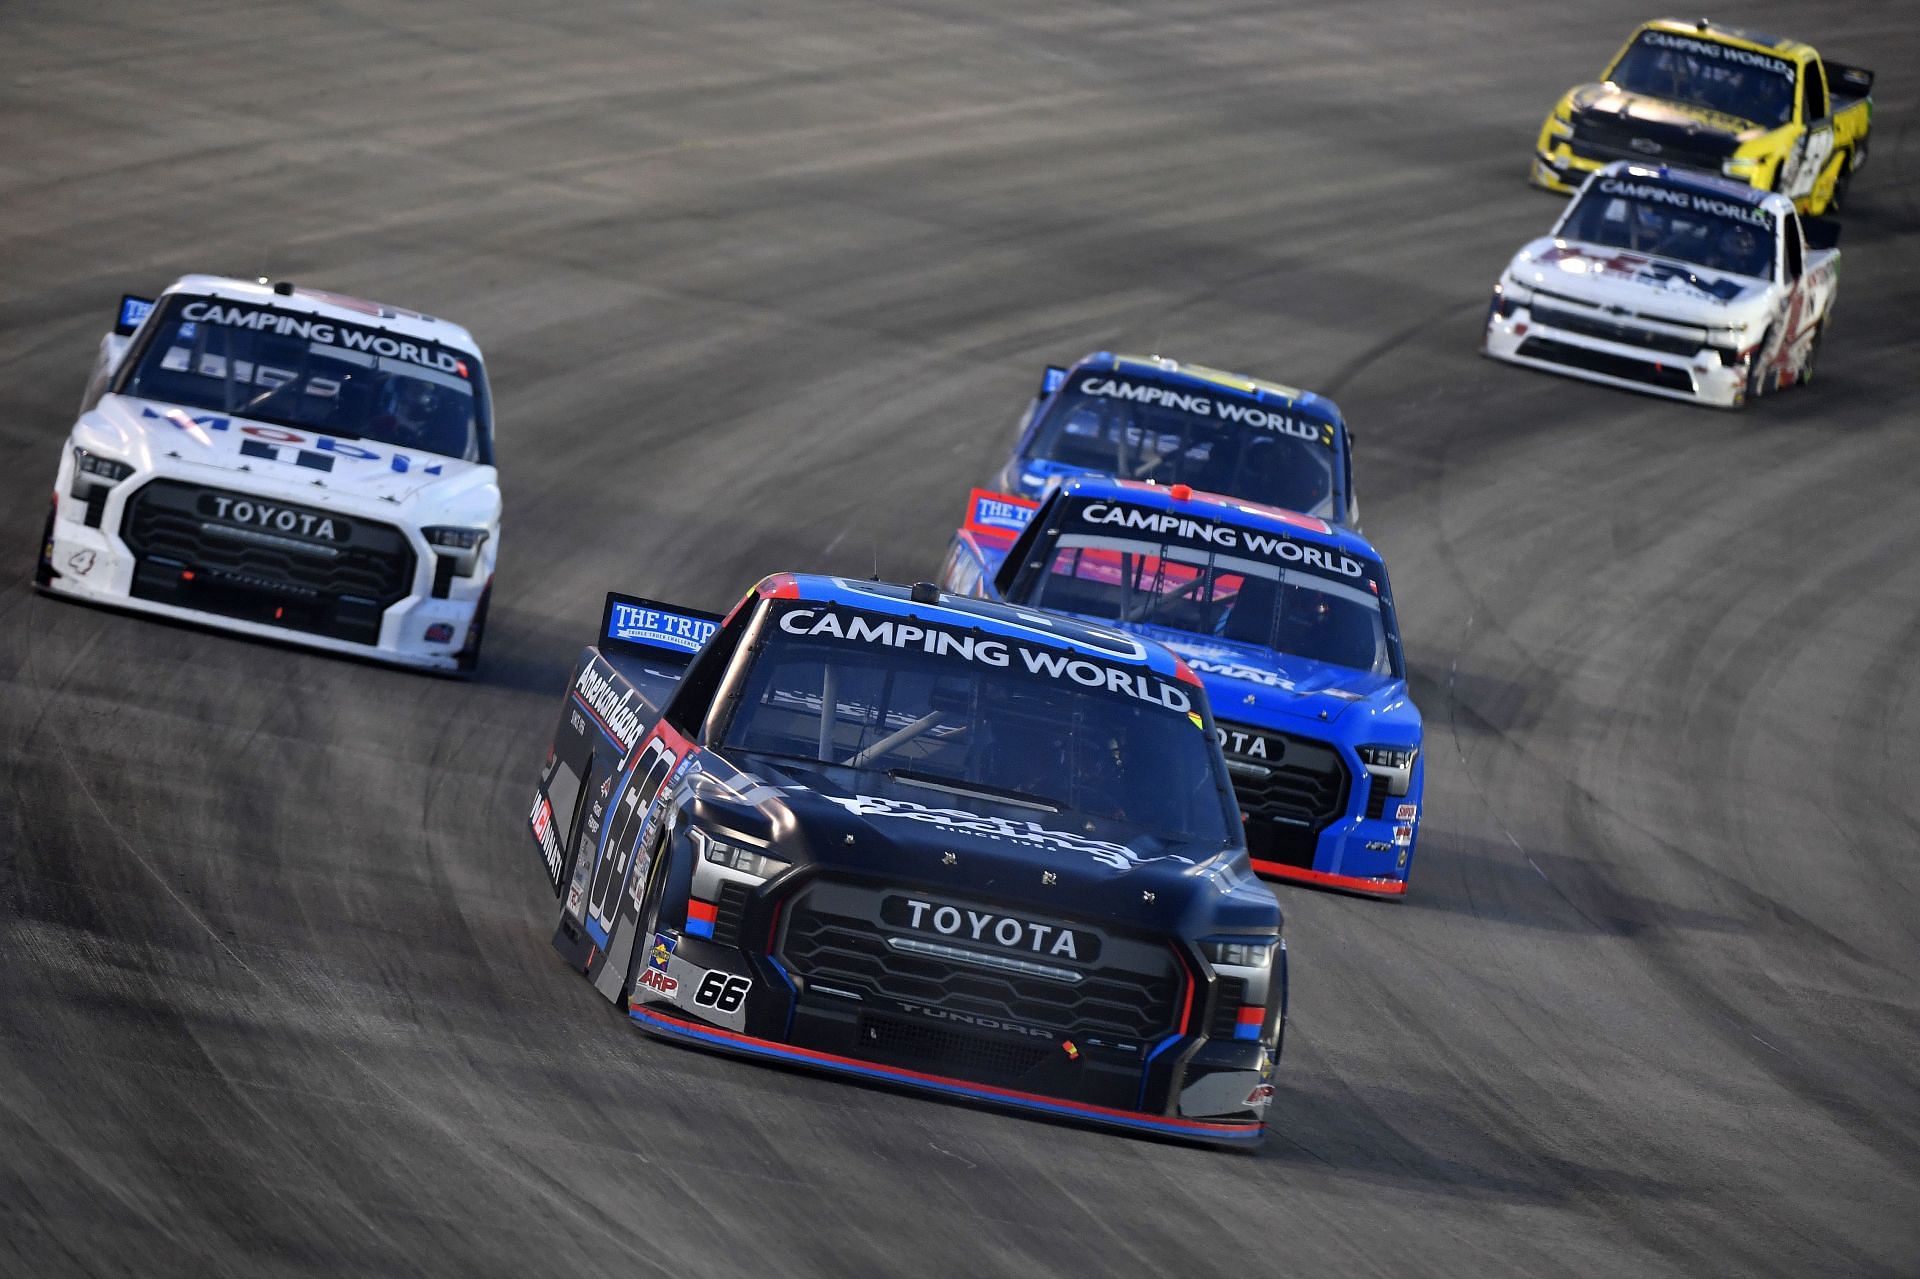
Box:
[941,478,1423,896]
[989,353,1361,527]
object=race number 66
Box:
[694,972,750,1013]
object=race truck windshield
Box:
[118,295,492,461]
[1562,177,1776,279]
[1026,373,1337,518]
[1607,31,1796,127]
[722,602,1235,845]
[1017,499,1398,677]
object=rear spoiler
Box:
[599,592,721,663]
[115,294,155,337]
[1827,61,1873,97]
[961,487,1038,548]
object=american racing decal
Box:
[882,895,1100,962]
[819,794,1186,870]
[1073,377,1332,445]
[776,606,1192,714]
[573,662,648,754]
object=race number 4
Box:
[693,971,751,1013]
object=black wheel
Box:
[33,500,55,588]
[454,584,490,674]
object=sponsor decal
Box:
[692,971,751,1013]
[1595,177,1773,228]
[140,406,448,475]
[1395,803,1418,822]
[1075,377,1331,444]
[607,601,717,654]
[896,1002,1052,1039]
[776,606,1192,714]
[199,494,343,542]
[530,794,563,882]
[636,934,681,998]
[1393,824,1414,846]
[1217,727,1279,761]
[1640,30,1794,80]
[573,662,647,753]
[968,489,1037,535]
[177,300,470,375]
[1365,840,1394,852]
[883,895,1099,961]
[569,708,586,736]
[820,794,1180,871]
[1074,503,1365,578]
[1244,1083,1275,1106]
[1186,656,1292,689]
[66,549,97,576]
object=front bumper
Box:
[1532,146,1593,194]
[38,462,493,671]
[622,869,1277,1145]
[1484,306,1745,409]
[630,1005,1267,1144]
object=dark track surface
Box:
[4,2,1918,1274]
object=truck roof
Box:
[1051,475,1385,563]
[161,274,482,352]
[1072,351,1344,425]
[764,573,1198,681]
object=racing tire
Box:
[1827,151,1852,216]
[1744,325,1777,403]
[454,584,490,675]
[1799,323,1824,388]
[616,826,675,1011]
[33,501,56,589]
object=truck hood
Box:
[1126,626,1407,731]
[699,758,1279,937]
[81,393,497,510]
[1568,82,1763,151]
[1508,236,1775,321]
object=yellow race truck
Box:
[1532,18,1873,215]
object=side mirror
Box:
[1803,216,1841,252]
[115,294,155,337]
[1039,364,1068,395]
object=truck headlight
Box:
[1203,939,1277,969]
[1722,156,1762,180]
[691,827,790,882]
[73,447,133,484]
[1545,112,1573,141]
[1358,744,1419,797]
[423,525,490,590]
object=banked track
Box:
[2,2,1917,1275]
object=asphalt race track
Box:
[4,2,1918,1275]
